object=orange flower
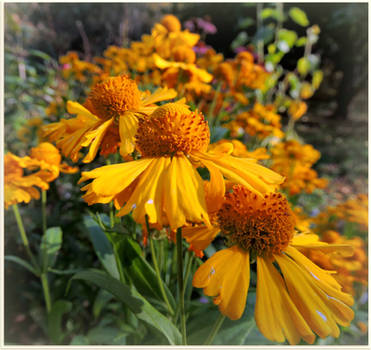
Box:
[79,103,283,230]
[18,142,78,183]
[4,153,49,209]
[192,185,354,344]
[42,75,177,162]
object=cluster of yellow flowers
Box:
[270,140,328,195]
[6,13,365,346]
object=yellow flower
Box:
[161,14,181,32]
[226,103,284,139]
[42,75,177,162]
[288,100,308,121]
[4,153,49,209]
[79,103,283,230]
[193,185,354,344]
[18,142,78,183]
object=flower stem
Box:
[41,190,47,235]
[150,237,174,315]
[204,313,226,345]
[145,216,174,315]
[41,272,52,313]
[12,204,39,272]
[176,228,187,345]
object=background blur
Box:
[4,2,368,345]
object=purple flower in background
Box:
[193,43,212,56]
[184,20,195,32]
[199,296,209,304]
[196,18,217,35]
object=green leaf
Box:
[297,57,311,76]
[118,237,175,310]
[83,216,120,280]
[48,300,72,344]
[238,18,255,29]
[278,29,297,47]
[5,255,39,276]
[312,70,323,89]
[231,31,248,50]
[289,7,310,26]
[93,289,113,320]
[295,37,307,47]
[71,269,182,345]
[40,227,62,271]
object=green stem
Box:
[146,217,174,315]
[176,228,187,345]
[109,201,114,228]
[256,3,264,65]
[150,238,174,315]
[41,273,52,313]
[204,313,226,345]
[12,205,39,272]
[41,190,47,235]
[183,250,194,295]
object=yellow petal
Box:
[119,112,138,156]
[275,253,343,339]
[82,118,114,163]
[66,101,99,122]
[194,151,284,196]
[256,257,315,345]
[117,157,169,227]
[140,87,177,106]
[292,234,354,257]
[79,158,153,197]
[193,246,250,320]
[182,225,220,251]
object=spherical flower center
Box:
[217,185,295,257]
[136,103,210,157]
[30,142,61,166]
[88,75,141,119]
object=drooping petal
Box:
[117,157,170,227]
[81,117,114,163]
[162,156,209,229]
[291,234,354,257]
[193,246,250,320]
[275,253,352,339]
[119,112,139,156]
[182,225,220,251]
[79,158,153,197]
[256,257,315,345]
[193,150,284,196]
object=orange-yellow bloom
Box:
[42,75,177,162]
[4,153,49,209]
[79,103,283,230]
[17,142,78,182]
[193,185,354,345]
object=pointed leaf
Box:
[5,255,39,276]
[71,269,182,345]
[40,227,62,271]
[289,7,310,27]
[83,216,120,280]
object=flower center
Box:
[88,75,141,119]
[135,103,210,157]
[217,185,295,257]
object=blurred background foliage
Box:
[4,2,367,345]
